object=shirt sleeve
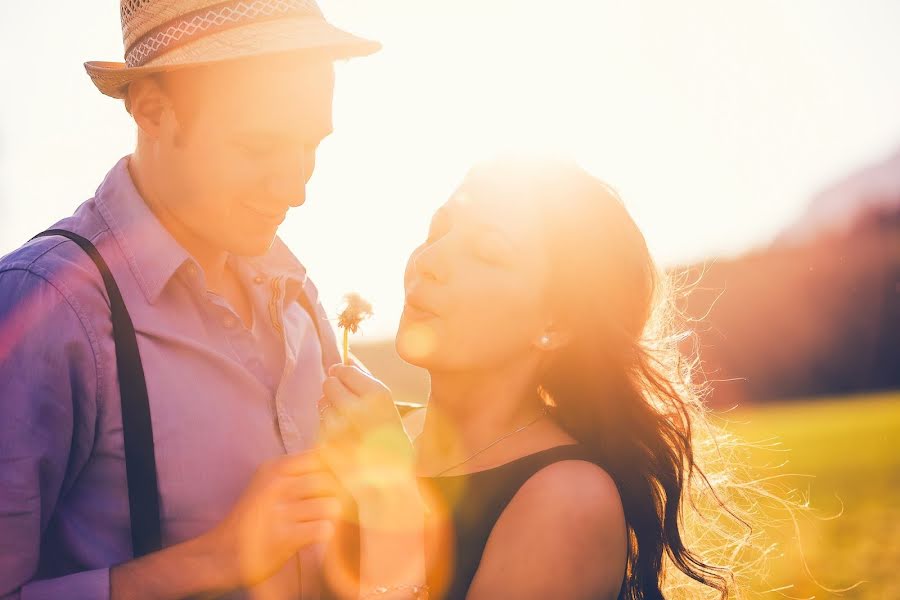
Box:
[16,569,110,600]
[0,268,107,600]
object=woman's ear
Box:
[534,322,573,351]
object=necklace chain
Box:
[417,407,549,477]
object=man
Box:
[0,1,380,598]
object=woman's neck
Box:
[416,361,549,475]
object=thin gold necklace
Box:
[417,407,549,477]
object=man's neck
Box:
[127,153,229,291]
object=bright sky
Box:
[2,1,900,337]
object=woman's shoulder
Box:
[468,457,627,598]
[512,458,624,525]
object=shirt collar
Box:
[94,156,191,304]
[245,236,308,285]
[94,156,309,304]
[245,238,312,312]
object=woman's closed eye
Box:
[472,232,512,265]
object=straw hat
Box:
[85,0,381,99]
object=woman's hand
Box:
[318,365,429,597]
[318,364,420,525]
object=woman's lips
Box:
[403,297,439,320]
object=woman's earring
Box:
[539,334,551,348]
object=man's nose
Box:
[266,150,316,207]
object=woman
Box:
[319,158,739,600]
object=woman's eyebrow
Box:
[442,200,518,246]
[431,205,454,223]
[474,222,517,249]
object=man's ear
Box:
[127,76,173,141]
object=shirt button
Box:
[253,275,266,284]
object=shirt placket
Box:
[270,275,307,454]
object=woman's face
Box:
[396,181,553,373]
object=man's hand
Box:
[204,450,341,588]
[110,451,341,599]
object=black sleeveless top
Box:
[418,444,600,600]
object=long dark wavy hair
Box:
[463,159,752,599]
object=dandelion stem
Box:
[343,327,350,366]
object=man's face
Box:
[151,55,335,256]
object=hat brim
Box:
[85,17,381,99]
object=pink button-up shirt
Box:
[0,157,342,599]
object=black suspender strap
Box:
[31,228,344,560]
[31,229,162,557]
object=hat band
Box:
[125,0,324,68]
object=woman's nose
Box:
[412,243,449,284]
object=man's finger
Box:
[276,450,327,477]
[279,497,342,523]
[281,472,340,500]
[286,520,334,549]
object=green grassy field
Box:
[723,391,900,599]
[355,339,898,598]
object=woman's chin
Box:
[395,317,440,366]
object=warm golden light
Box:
[4,3,899,337]
[1,3,897,598]
[396,321,438,362]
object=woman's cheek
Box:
[453,301,513,356]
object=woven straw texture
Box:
[86,0,379,98]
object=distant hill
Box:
[678,147,900,405]
[677,224,899,405]
[778,147,900,246]
[351,338,430,406]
